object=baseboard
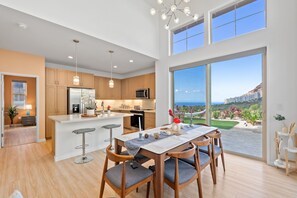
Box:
[38,138,46,142]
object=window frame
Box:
[170,17,205,56]
[11,80,27,109]
[210,0,267,44]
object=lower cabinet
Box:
[145,112,156,129]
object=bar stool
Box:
[102,124,121,150]
[73,128,95,164]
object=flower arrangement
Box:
[169,109,181,123]
[107,105,111,110]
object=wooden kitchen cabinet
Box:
[121,73,155,99]
[144,112,155,129]
[46,68,68,86]
[81,73,94,88]
[45,85,67,138]
[94,76,121,99]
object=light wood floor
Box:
[3,126,36,147]
[0,140,296,198]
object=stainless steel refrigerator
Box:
[67,88,96,114]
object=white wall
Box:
[155,0,297,165]
[0,0,159,59]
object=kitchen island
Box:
[49,112,133,161]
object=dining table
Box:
[114,124,218,198]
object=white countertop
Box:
[49,112,133,124]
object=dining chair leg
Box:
[221,153,226,172]
[146,182,151,198]
[216,158,218,167]
[136,187,139,193]
[210,161,216,184]
[197,172,203,198]
[99,179,105,198]
[175,187,179,198]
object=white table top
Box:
[116,125,217,154]
[49,113,133,124]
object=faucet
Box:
[101,101,104,114]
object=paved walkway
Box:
[219,120,262,158]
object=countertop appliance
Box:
[67,88,96,114]
[130,110,145,130]
[136,88,150,99]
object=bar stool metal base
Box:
[74,155,94,164]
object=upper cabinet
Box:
[46,68,68,86]
[94,76,121,100]
[67,71,94,88]
[121,73,155,99]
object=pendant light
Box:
[73,39,80,85]
[108,50,114,88]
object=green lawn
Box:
[183,118,239,130]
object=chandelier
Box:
[150,0,199,30]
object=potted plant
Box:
[86,106,95,116]
[8,106,18,127]
[274,114,286,132]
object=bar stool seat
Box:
[102,124,121,150]
[73,128,95,164]
[102,124,121,129]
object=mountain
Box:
[224,83,262,104]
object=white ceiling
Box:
[0,5,157,74]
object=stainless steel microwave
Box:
[136,88,150,99]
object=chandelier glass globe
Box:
[174,18,179,24]
[150,8,156,15]
[193,14,199,21]
[164,24,169,30]
[183,0,191,3]
[184,7,191,16]
[158,0,163,4]
[171,5,177,12]
[161,13,167,20]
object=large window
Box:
[211,0,266,43]
[173,66,206,124]
[172,19,204,55]
[12,81,27,108]
[173,52,264,159]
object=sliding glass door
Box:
[211,54,263,158]
[173,53,264,159]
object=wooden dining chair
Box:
[163,143,202,198]
[200,130,226,172]
[181,137,216,184]
[99,145,154,198]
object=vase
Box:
[107,110,111,115]
[171,123,178,131]
[87,109,95,116]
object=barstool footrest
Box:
[74,155,93,164]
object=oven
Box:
[130,110,144,130]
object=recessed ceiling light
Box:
[17,23,27,29]
[113,65,118,69]
[68,56,73,59]
[129,60,134,63]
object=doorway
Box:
[0,74,38,148]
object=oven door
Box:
[130,113,144,130]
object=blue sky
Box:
[174,0,265,103]
[174,54,262,103]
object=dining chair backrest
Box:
[106,145,134,163]
[193,136,211,147]
[167,142,196,159]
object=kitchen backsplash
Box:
[95,99,155,110]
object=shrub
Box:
[213,111,220,119]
